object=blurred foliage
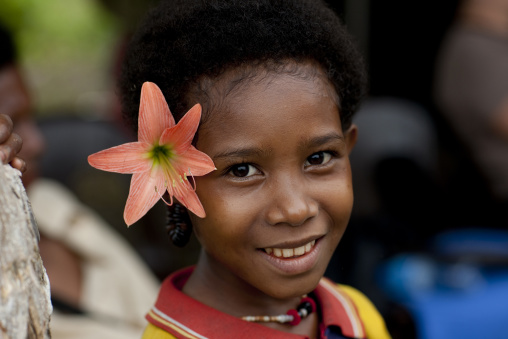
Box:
[0,0,122,116]
[0,0,119,65]
[97,0,160,32]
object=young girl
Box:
[3,0,391,338]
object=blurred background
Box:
[2,0,507,338]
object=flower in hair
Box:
[88,82,215,226]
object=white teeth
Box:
[305,242,311,252]
[282,249,294,258]
[264,239,316,258]
[294,245,305,256]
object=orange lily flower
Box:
[88,82,215,226]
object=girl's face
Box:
[190,66,357,300]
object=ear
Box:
[344,124,358,154]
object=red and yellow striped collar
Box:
[146,267,366,339]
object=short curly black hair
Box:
[120,0,367,132]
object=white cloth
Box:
[28,179,160,339]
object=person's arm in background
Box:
[0,113,26,172]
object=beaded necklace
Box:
[241,295,317,326]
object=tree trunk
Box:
[0,164,52,339]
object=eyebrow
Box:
[212,147,270,161]
[212,132,344,161]
[300,132,345,150]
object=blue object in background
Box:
[377,229,508,339]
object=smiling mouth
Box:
[263,240,316,258]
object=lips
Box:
[264,240,316,258]
[259,236,323,275]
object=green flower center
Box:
[149,144,174,166]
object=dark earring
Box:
[166,202,192,247]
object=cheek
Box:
[192,179,263,252]
[320,171,354,223]
[192,181,240,241]
[195,176,259,222]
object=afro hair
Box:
[120,0,367,131]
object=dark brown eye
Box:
[305,152,332,166]
[230,164,257,177]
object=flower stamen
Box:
[155,185,174,206]
[187,168,197,192]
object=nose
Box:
[265,175,318,226]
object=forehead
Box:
[193,62,338,118]
[195,66,342,153]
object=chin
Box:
[263,267,326,300]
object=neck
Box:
[182,250,319,337]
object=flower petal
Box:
[124,172,166,226]
[88,142,152,173]
[138,82,175,144]
[178,146,216,176]
[174,182,206,218]
[159,103,201,154]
